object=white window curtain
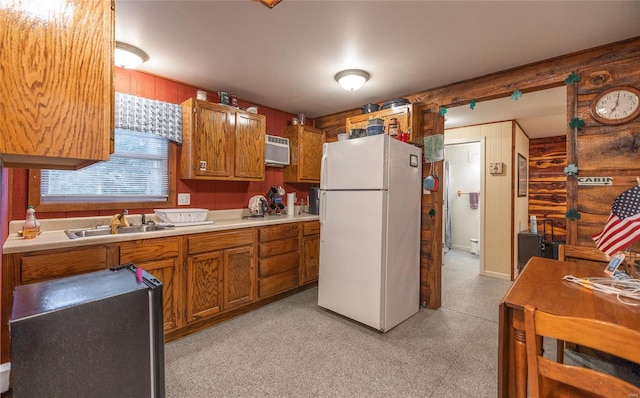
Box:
[114,92,182,144]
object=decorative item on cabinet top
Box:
[265,135,290,167]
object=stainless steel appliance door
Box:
[318,189,387,330]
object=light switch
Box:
[178,193,191,205]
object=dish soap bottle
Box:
[22,206,41,239]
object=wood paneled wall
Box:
[528,136,567,243]
[315,36,640,308]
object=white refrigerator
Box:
[318,134,422,332]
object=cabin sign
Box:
[577,177,613,186]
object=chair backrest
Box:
[524,304,640,397]
[558,244,610,264]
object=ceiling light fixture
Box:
[115,41,149,69]
[257,0,282,9]
[334,69,370,91]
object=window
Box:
[41,129,168,203]
[29,93,180,212]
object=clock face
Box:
[591,86,640,125]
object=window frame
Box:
[28,143,178,212]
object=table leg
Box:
[498,302,510,397]
[514,328,527,398]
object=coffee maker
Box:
[308,187,320,215]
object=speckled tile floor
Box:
[164,249,512,397]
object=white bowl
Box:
[154,208,208,224]
[246,106,258,114]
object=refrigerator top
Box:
[321,135,421,191]
[11,266,160,321]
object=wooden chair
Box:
[555,244,612,363]
[558,244,611,264]
[524,304,640,398]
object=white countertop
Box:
[4,209,319,254]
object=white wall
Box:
[445,143,480,250]
[446,121,514,280]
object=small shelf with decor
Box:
[345,104,423,146]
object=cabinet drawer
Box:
[188,229,255,255]
[303,221,320,236]
[120,236,180,263]
[21,246,114,283]
[258,268,299,298]
[258,224,299,242]
[259,238,299,258]
[258,252,299,278]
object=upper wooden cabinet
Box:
[0,0,114,169]
[283,125,325,183]
[180,98,266,180]
[346,104,423,146]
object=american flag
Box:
[592,185,640,255]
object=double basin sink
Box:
[64,224,173,240]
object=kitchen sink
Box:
[64,224,173,239]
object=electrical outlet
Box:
[178,193,191,205]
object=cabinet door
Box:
[283,125,325,183]
[299,128,325,181]
[234,112,265,179]
[223,245,255,310]
[120,237,182,333]
[20,245,118,284]
[302,234,320,283]
[0,0,113,169]
[195,102,234,178]
[137,258,181,333]
[186,251,223,323]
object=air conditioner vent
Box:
[265,134,290,167]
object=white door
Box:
[320,135,387,190]
[318,189,387,330]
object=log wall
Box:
[528,135,567,243]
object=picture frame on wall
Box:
[517,153,527,197]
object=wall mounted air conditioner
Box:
[265,134,290,167]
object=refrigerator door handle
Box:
[320,147,328,189]
[320,190,327,225]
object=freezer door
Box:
[320,135,388,190]
[318,190,387,330]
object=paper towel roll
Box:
[287,193,296,216]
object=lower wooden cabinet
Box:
[185,229,256,324]
[120,236,182,333]
[1,221,318,361]
[258,223,300,298]
[301,221,320,283]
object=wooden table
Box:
[498,256,640,398]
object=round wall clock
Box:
[590,86,640,125]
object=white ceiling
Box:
[116,1,640,139]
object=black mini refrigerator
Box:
[10,265,165,398]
